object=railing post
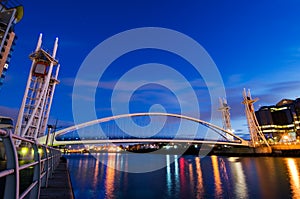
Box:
[41,146,49,188]
[56,149,61,166]
[48,148,53,177]
[1,129,19,199]
[46,147,51,186]
[29,142,41,199]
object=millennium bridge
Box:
[38,112,249,147]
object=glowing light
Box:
[4,63,8,69]
[20,147,29,156]
[38,149,44,154]
[286,158,300,198]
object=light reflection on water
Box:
[173,154,179,196]
[166,155,171,197]
[228,157,248,198]
[211,155,222,198]
[66,154,300,199]
[286,158,300,199]
[195,157,204,198]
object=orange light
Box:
[283,135,289,140]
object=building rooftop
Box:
[276,99,295,106]
[0,0,23,23]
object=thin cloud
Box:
[0,106,19,124]
[70,93,95,102]
[62,77,210,90]
[62,77,99,88]
[226,74,244,85]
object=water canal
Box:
[65,153,300,199]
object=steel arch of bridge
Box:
[39,112,249,146]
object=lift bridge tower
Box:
[218,97,233,140]
[242,88,269,147]
[15,34,60,139]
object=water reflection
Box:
[66,154,300,199]
[92,158,99,188]
[105,154,116,199]
[195,157,204,198]
[174,154,179,193]
[179,157,186,198]
[211,155,223,197]
[166,155,171,197]
[286,158,300,198]
[228,157,248,198]
[253,157,289,199]
[188,162,194,195]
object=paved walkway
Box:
[40,157,74,199]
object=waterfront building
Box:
[0,1,23,88]
[255,98,300,142]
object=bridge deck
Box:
[47,138,249,147]
[40,157,74,199]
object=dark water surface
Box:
[65,153,300,199]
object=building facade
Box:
[0,2,23,88]
[255,98,300,142]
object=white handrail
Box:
[0,128,61,199]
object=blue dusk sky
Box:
[1,0,300,139]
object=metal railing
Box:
[0,128,61,199]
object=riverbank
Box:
[64,143,300,157]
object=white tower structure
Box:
[15,34,60,139]
[242,88,269,147]
[218,97,233,140]
[219,98,232,131]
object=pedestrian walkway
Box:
[40,157,74,199]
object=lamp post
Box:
[45,125,53,146]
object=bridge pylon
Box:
[15,34,60,139]
[218,97,233,140]
[242,88,269,147]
